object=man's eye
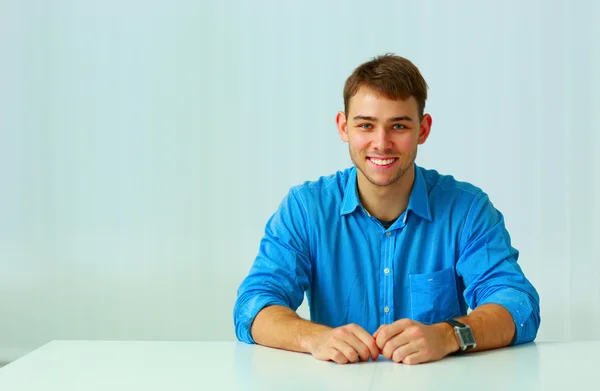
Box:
[393,124,405,130]
[359,124,372,130]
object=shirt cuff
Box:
[477,287,536,345]
[234,295,289,344]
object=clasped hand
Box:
[310,319,455,365]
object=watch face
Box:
[458,326,476,347]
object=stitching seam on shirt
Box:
[459,192,487,249]
[291,187,314,263]
[302,170,349,191]
[426,173,482,197]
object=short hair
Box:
[343,54,428,118]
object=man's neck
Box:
[357,165,416,222]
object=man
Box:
[233,54,540,365]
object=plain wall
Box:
[1,0,599,364]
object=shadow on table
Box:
[233,342,377,390]
[371,343,542,390]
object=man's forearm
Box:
[251,305,332,353]
[439,303,516,353]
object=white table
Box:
[0,340,598,390]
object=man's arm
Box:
[439,303,516,353]
[374,303,516,364]
[252,305,379,363]
[251,305,330,353]
[233,189,312,344]
[375,192,540,365]
[233,189,379,364]
[457,192,541,346]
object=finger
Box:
[391,342,419,364]
[328,347,349,365]
[331,328,364,361]
[382,332,411,360]
[313,347,346,364]
[400,350,427,365]
[343,333,372,362]
[338,331,374,362]
[333,340,360,363]
[376,319,412,350]
[348,325,380,361]
[373,325,384,339]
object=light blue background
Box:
[1,0,599,363]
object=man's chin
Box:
[364,174,398,188]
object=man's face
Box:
[337,87,432,189]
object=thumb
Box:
[373,325,384,339]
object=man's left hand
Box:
[374,319,458,365]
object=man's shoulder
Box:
[418,166,485,203]
[289,167,353,200]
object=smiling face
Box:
[337,86,432,191]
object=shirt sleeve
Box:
[233,188,313,344]
[456,192,541,345]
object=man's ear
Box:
[418,114,432,145]
[336,111,349,142]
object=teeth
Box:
[370,158,395,166]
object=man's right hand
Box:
[309,323,379,364]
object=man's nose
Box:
[373,128,392,151]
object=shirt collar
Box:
[339,165,432,222]
[408,165,433,221]
[340,167,361,216]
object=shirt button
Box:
[386,232,391,237]
[384,306,390,313]
[384,267,390,275]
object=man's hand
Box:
[309,323,380,364]
[374,319,458,365]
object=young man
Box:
[233,54,540,365]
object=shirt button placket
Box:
[383,230,394,323]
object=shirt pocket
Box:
[409,266,460,324]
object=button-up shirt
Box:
[234,165,540,345]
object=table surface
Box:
[0,340,598,390]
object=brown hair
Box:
[343,54,428,118]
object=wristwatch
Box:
[445,319,476,352]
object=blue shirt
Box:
[234,165,540,345]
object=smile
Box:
[368,158,397,166]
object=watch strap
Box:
[445,319,466,329]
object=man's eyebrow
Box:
[387,116,414,122]
[352,115,414,122]
[353,115,377,121]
